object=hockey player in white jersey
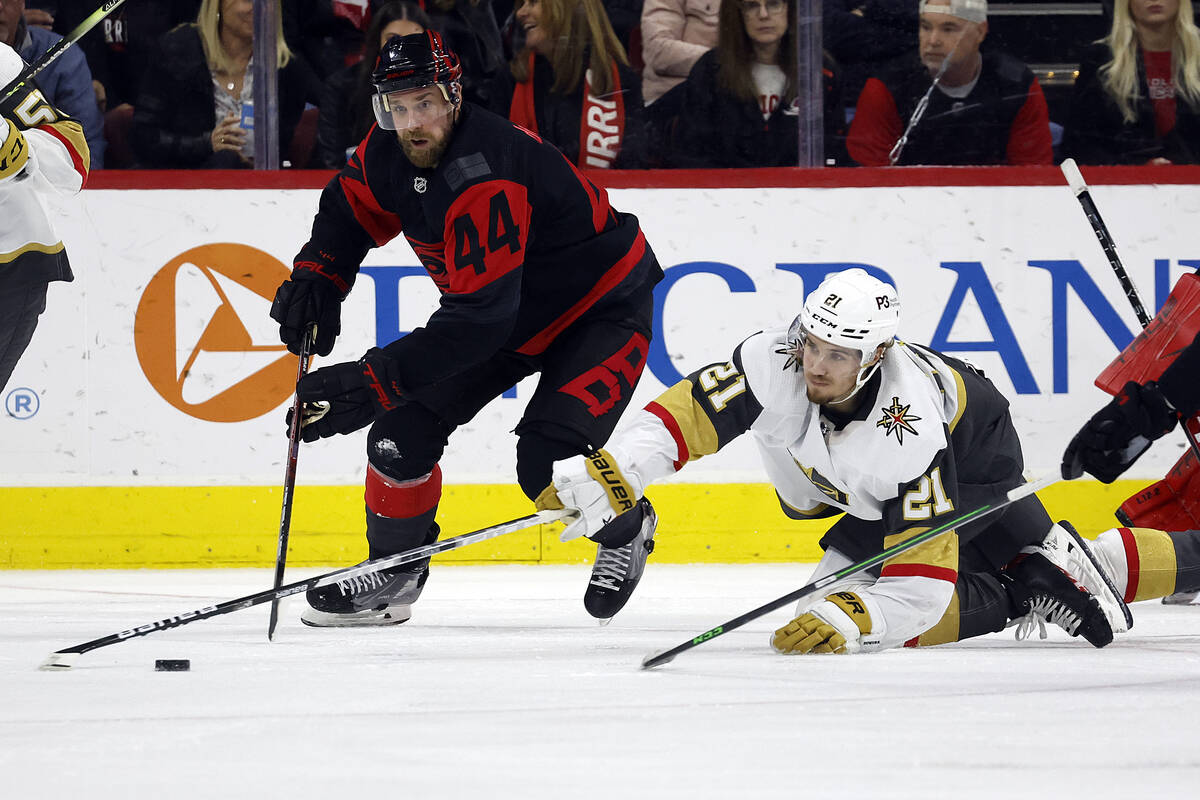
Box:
[538,268,1170,653]
[0,41,90,391]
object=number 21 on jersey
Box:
[698,362,746,412]
[903,467,954,520]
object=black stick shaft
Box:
[267,330,314,640]
[641,476,1056,669]
[41,510,566,668]
[1060,159,1200,461]
[2,0,132,103]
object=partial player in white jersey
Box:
[539,268,1171,654]
[0,41,90,390]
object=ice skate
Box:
[1163,591,1200,605]
[1004,550,1115,648]
[1021,521,1132,633]
[584,497,658,621]
[300,564,428,627]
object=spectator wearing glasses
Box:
[845,0,1052,166]
[1062,0,1200,164]
[668,0,846,167]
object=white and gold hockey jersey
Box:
[0,42,90,287]
[614,327,1027,651]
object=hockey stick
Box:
[887,40,957,165]
[1060,159,1151,325]
[1,0,133,104]
[1060,158,1200,464]
[641,474,1057,669]
[267,326,315,640]
[39,508,570,670]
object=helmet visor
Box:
[371,86,454,131]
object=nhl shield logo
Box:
[414,177,427,194]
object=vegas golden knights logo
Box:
[799,463,849,505]
[876,396,921,444]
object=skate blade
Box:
[597,617,613,627]
[1162,591,1200,606]
[300,605,413,628]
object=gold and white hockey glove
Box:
[536,447,645,541]
[0,116,30,183]
[772,591,873,655]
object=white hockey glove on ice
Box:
[771,591,873,655]
[536,447,646,541]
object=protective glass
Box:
[371,87,454,131]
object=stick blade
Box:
[39,652,78,671]
[641,650,676,670]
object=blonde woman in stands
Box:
[1062,0,1200,164]
[133,0,312,168]
[497,0,645,168]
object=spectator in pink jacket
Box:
[640,0,718,105]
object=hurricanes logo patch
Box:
[876,396,921,444]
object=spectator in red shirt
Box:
[846,0,1053,166]
[1062,0,1200,164]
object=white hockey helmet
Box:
[788,268,900,398]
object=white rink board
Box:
[3,183,1198,486]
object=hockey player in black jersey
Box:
[1061,274,1200,608]
[270,31,663,627]
[538,268,1200,654]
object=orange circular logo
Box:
[135,243,296,422]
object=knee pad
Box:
[366,412,449,480]
[515,426,590,501]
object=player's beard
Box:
[400,124,452,169]
[805,377,854,406]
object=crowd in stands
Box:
[8,0,1200,169]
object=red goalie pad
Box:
[1096,271,1200,395]
[1116,441,1200,530]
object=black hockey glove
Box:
[1062,380,1179,483]
[270,269,345,357]
[292,348,407,442]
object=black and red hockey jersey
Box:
[295,102,662,392]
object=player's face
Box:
[0,0,25,47]
[801,334,863,405]
[740,0,789,46]
[1130,0,1179,26]
[918,12,986,76]
[379,19,425,47]
[387,87,456,168]
[516,0,551,55]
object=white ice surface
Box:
[3,564,1200,799]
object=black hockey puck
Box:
[154,659,191,672]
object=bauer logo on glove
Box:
[538,447,646,541]
[772,591,873,655]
